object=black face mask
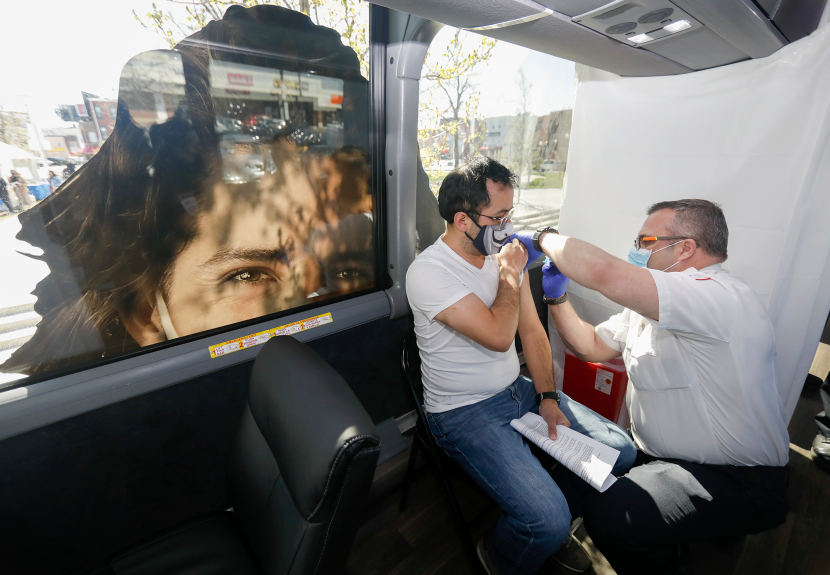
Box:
[465,218,515,256]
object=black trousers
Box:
[579,452,788,575]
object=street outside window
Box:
[418,26,576,235]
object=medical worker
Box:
[513,199,789,574]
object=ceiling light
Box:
[663,20,691,33]
[628,33,653,44]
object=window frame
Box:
[0,5,391,420]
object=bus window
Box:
[418,25,575,234]
[0,3,375,385]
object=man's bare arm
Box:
[540,233,659,320]
[517,279,570,438]
[435,240,527,352]
[548,300,621,363]
[517,280,554,393]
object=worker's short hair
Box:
[437,156,516,223]
[647,199,728,260]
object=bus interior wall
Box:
[556,24,830,421]
[0,315,413,575]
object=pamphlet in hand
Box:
[510,412,620,493]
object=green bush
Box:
[528,172,564,188]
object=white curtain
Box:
[553,22,830,422]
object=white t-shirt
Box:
[406,238,521,413]
[595,264,789,467]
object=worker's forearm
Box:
[539,233,618,291]
[549,300,603,361]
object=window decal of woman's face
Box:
[1,5,373,378]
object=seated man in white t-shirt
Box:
[405,156,636,575]
[520,199,789,574]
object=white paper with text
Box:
[510,412,620,492]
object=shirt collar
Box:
[680,263,723,276]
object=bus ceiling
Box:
[373,0,829,75]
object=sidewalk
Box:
[0,215,49,385]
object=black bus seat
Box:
[75,336,380,575]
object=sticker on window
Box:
[209,313,333,358]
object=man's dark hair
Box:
[647,199,728,260]
[437,156,517,223]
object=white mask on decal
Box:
[156,291,180,340]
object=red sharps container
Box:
[562,349,629,425]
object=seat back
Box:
[401,328,425,407]
[227,336,380,575]
[402,328,444,459]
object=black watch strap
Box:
[543,292,569,305]
[536,391,561,405]
[532,226,558,253]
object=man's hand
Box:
[507,231,544,268]
[497,239,528,278]
[540,398,570,440]
[542,258,570,299]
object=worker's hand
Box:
[497,239,529,277]
[540,398,570,440]
[506,231,544,269]
[542,257,570,299]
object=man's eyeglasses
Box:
[634,236,687,250]
[467,207,515,231]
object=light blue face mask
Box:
[627,246,652,268]
[627,240,683,271]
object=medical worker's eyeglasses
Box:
[467,207,515,231]
[634,236,687,250]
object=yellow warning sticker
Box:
[208,312,333,358]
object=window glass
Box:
[0,1,373,386]
[418,27,575,235]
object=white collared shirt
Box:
[595,264,790,466]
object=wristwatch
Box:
[532,226,558,253]
[543,293,569,305]
[536,391,561,406]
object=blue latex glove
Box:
[507,231,545,269]
[542,257,570,299]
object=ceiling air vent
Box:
[573,1,702,47]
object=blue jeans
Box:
[426,375,636,575]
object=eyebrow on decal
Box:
[199,247,290,270]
